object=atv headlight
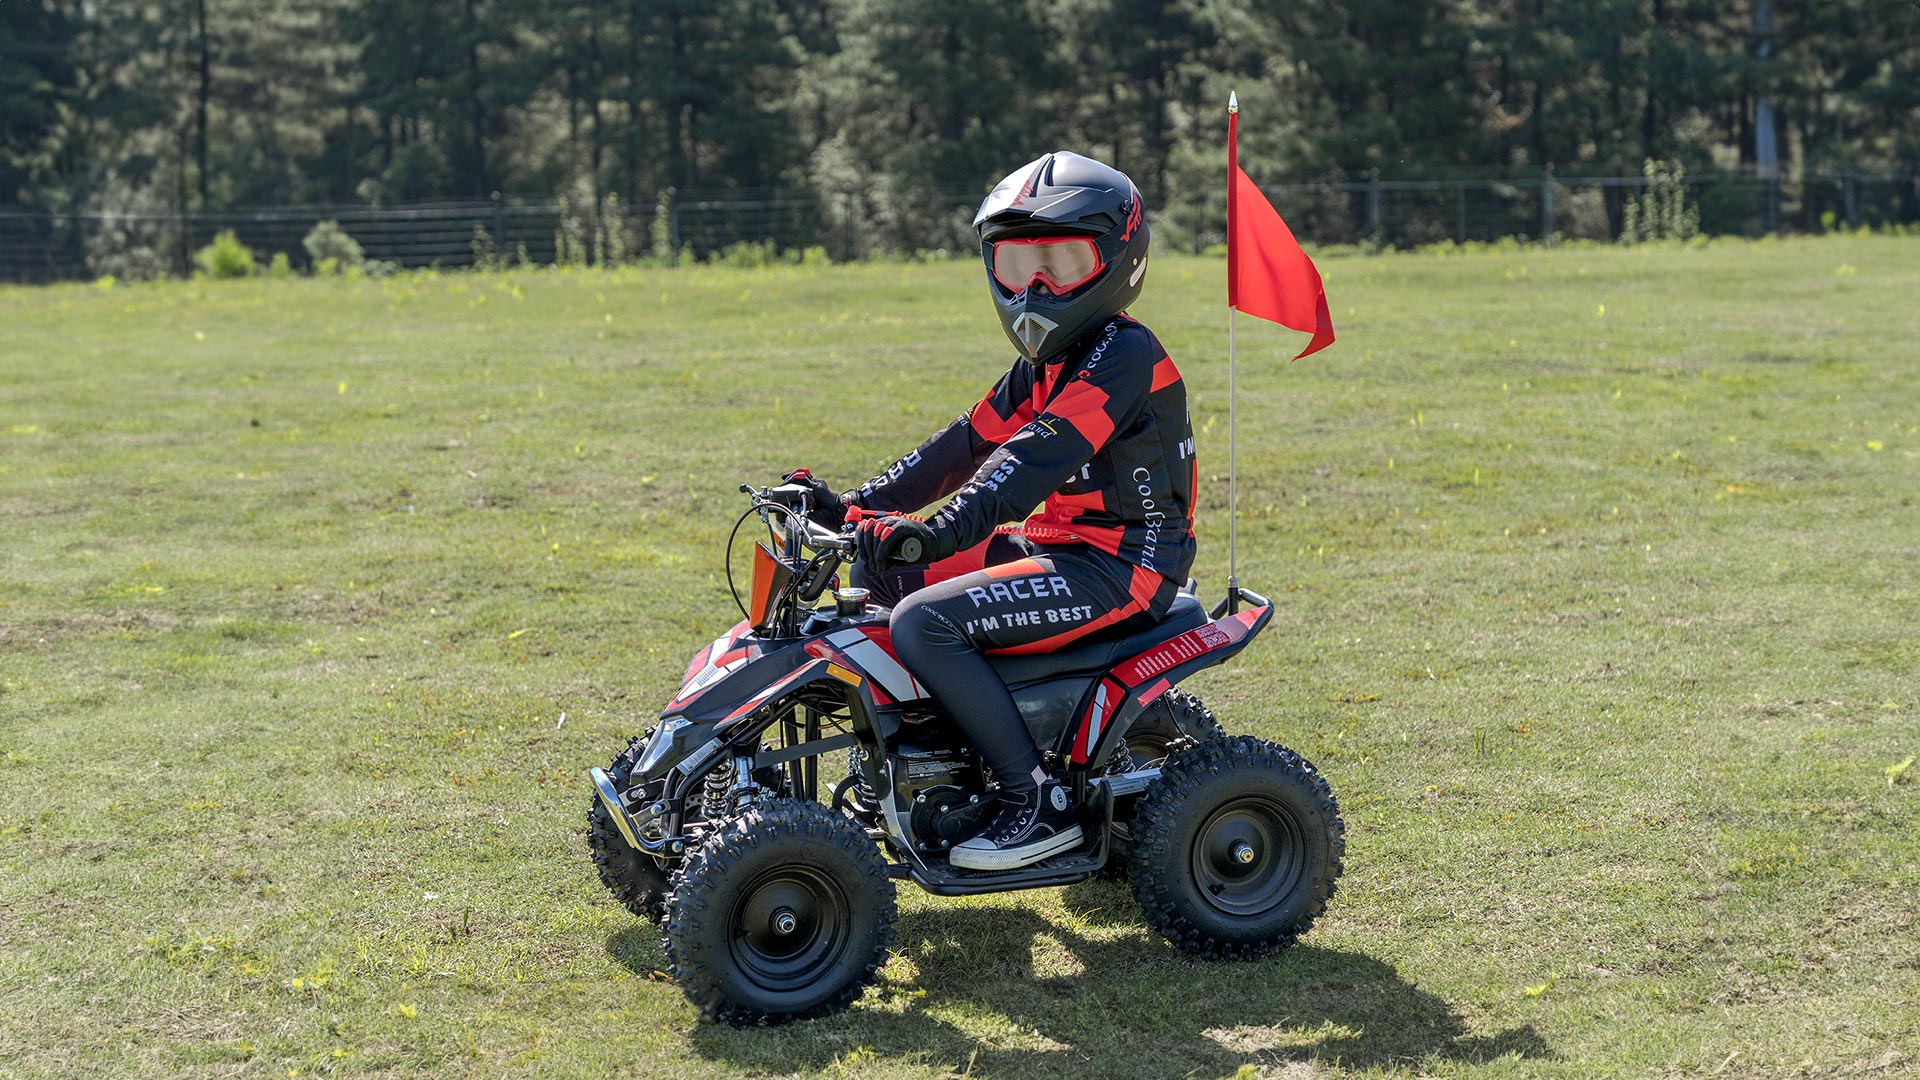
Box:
[637,716,690,774]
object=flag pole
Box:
[1225,91,1241,615]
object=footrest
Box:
[907,843,1107,896]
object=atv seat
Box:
[987,593,1209,686]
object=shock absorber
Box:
[702,761,735,819]
[843,748,874,806]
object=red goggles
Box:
[990,237,1103,294]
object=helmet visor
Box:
[990,237,1103,295]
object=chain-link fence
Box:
[2,169,1914,284]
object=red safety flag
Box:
[1227,95,1335,360]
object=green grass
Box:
[1,237,1916,1079]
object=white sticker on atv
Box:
[674,631,748,702]
[826,629,927,702]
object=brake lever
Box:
[841,506,921,565]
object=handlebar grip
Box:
[895,537,923,565]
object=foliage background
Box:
[3,0,1917,224]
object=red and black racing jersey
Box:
[851,315,1197,583]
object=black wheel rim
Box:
[728,866,851,993]
[1190,794,1306,917]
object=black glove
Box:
[780,468,851,529]
[853,515,951,575]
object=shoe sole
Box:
[948,825,1085,872]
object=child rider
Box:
[785,151,1197,871]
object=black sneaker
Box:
[948,779,1084,871]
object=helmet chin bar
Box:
[1009,311,1061,360]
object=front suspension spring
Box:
[702,761,735,819]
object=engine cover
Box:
[891,741,994,853]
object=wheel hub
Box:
[1191,795,1305,917]
[729,867,851,993]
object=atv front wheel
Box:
[584,736,674,923]
[664,798,896,1024]
[1128,735,1344,958]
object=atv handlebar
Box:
[742,482,857,555]
[804,520,855,555]
[742,481,926,578]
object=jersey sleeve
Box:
[850,359,1037,514]
[925,324,1156,551]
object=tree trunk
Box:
[465,0,488,197]
[589,19,604,196]
[625,0,644,203]
[194,0,209,208]
[666,7,688,189]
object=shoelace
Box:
[984,799,1034,843]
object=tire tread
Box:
[663,798,896,1024]
[1126,734,1345,960]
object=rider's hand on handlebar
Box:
[853,515,948,575]
[780,469,852,530]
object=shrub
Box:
[1619,159,1700,244]
[83,173,177,282]
[554,193,589,267]
[194,230,257,279]
[651,190,676,263]
[303,220,365,272]
[268,252,293,279]
[1557,186,1612,241]
[714,239,779,268]
[471,225,504,271]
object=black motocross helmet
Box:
[974,151,1150,363]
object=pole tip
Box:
[1228,91,1239,114]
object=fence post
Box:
[1766,173,1781,234]
[842,191,855,262]
[490,190,505,252]
[1456,184,1467,243]
[1366,168,1382,243]
[667,187,681,267]
[1541,163,1556,245]
[1842,165,1858,229]
[177,209,192,277]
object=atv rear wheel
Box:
[664,798,895,1024]
[1128,735,1343,958]
[584,736,674,924]
[1104,689,1226,873]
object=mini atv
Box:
[587,481,1344,1022]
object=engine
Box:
[891,738,997,855]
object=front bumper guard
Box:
[589,767,673,855]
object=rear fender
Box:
[1070,592,1274,771]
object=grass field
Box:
[1,236,1916,1080]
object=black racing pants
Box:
[856,531,1179,793]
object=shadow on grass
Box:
[608,877,1549,1078]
